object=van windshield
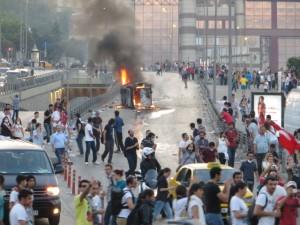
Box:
[0,150,53,174]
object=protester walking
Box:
[114,111,125,153]
[85,117,99,165]
[50,125,68,165]
[187,182,206,225]
[92,111,103,153]
[254,126,270,175]
[75,113,85,156]
[102,119,115,164]
[225,123,239,167]
[124,129,139,176]
[230,182,249,225]
[12,94,20,123]
[153,168,174,221]
[240,152,258,191]
[44,104,53,143]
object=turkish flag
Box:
[271,122,300,155]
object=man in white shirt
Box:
[254,176,283,225]
[9,189,33,225]
[117,176,137,225]
[51,107,61,128]
[85,117,99,165]
[9,175,27,209]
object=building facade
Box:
[179,0,300,72]
[134,0,179,67]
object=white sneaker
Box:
[93,161,100,165]
[85,162,89,165]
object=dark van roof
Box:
[0,139,43,150]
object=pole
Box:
[205,0,208,84]
[227,0,233,102]
[0,23,2,59]
[25,0,29,60]
[213,0,217,104]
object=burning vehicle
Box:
[119,68,153,110]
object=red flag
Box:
[271,122,300,155]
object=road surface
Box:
[28,71,212,224]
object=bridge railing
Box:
[0,71,64,95]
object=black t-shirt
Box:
[1,124,12,137]
[204,182,221,213]
[124,136,138,154]
[104,124,113,141]
[92,117,102,135]
[76,119,84,135]
[141,138,154,148]
[44,110,52,124]
[156,176,168,201]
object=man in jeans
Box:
[124,129,139,176]
[75,113,85,155]
[225,122,239,167]
[102,119,115,164]
[204,167,228,225]
[113,111,125,153]
[50,125,68,164]
[254,126,270,175]
[44,104,53,143]
[85,117,99,165]
[12,94,20,122]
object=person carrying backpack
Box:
[113,176,137,225]
[254,176,282,225]
[126,189,155,225]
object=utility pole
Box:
[0,23,2,59]
[227,0,233,102]
[24,0,29,60]
[205,0,208,84]
[213,0,217,103]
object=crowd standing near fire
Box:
[0,67,300,225]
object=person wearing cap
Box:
[277,181,300,225]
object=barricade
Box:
[77,176,81,194]
[67,164,72,188]
[72,170,76,195]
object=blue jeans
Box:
[126,153,137,176]
[44,123,52,143]
[55,148,65,164]
[206,213,224,225]
[76,132,84,155]
[227,147,236,167]
[85,141,97,163]
[153,200,173,220]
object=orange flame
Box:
[121,68,129,85]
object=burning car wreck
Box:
[120,82,153,109]
[119,68,154,110]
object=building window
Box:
[277,1,300,29]
[245,0,271,29]
[208,20,222,29]
[196,20,205,29]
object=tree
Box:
[287,57,300,78]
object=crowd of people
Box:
[1,70,300,225]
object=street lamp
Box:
[213,0,218,104]
[227,0,233,102]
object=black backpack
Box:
[126,206,140,225]
[248,192,268,225]
[111,187,134,216]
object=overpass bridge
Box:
[0,69,114,111]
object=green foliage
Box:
[287,57,300,78]
[0,0,71,62]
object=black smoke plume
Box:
[76,0,142,81]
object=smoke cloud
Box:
[76,0,142,81]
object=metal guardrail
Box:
[0,71,63,95]
[199,79,248,152]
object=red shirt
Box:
[225,128,238,148]
[221,111,233,125]
[202,148,217,163]
[278,196,300,225]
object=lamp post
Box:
[227,0,233,102]
[213,0,217,104]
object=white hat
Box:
[142,147,154,158]
[286,181,297,189]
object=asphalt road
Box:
[35,71,212,225]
